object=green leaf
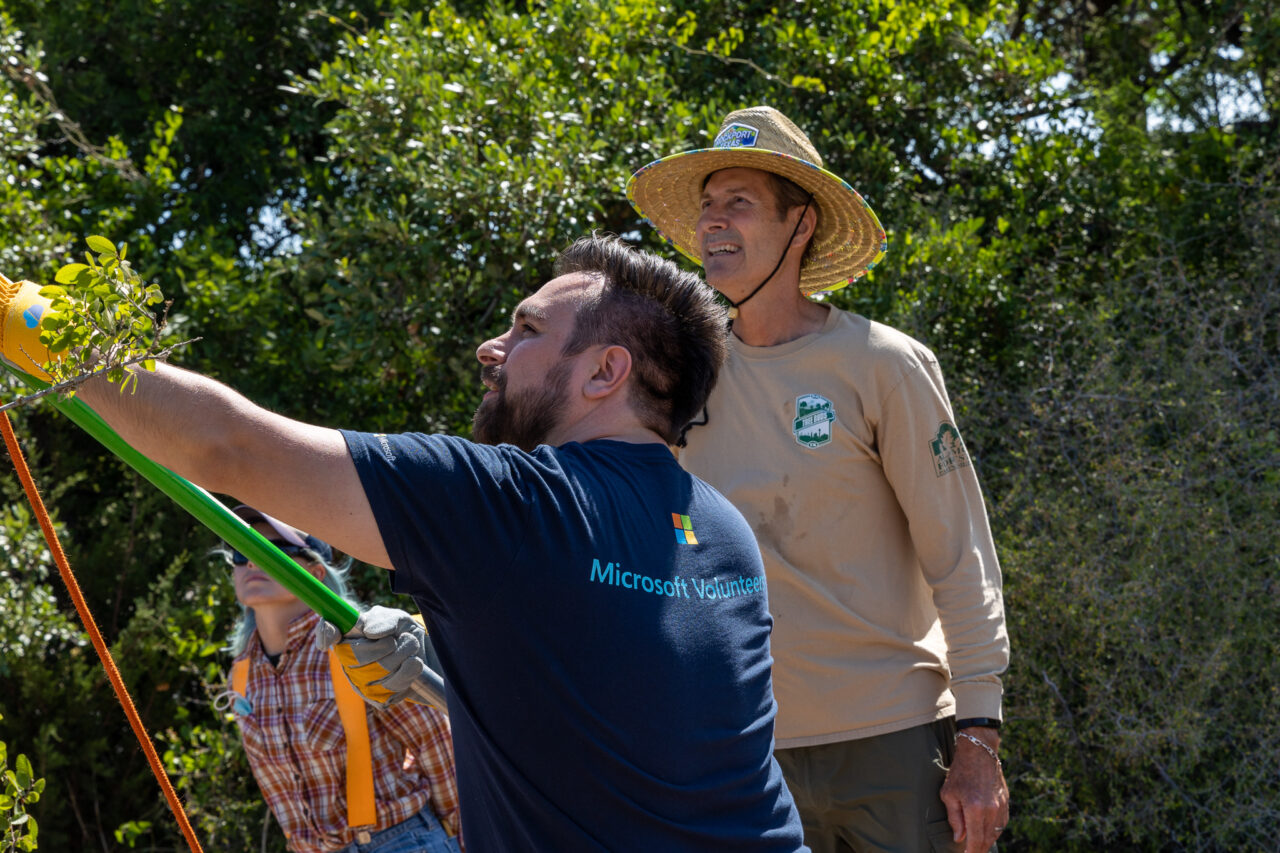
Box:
[86,235,116,255]
[54,264,90,284]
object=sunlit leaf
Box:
[54,264,89,284]
[86,235,116,255]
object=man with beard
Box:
[76,235,808,852]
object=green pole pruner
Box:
[10,362,361,632]
[3,274,447,709]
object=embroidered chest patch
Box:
[930,422,972,477]
[793,394,836,448]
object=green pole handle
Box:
[4,364,360,633]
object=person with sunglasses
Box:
[221,504,461,853]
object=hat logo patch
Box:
[714,123,760,149]
[793,394,836,448]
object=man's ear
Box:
[791,205,817,249]
[582,345,633,400]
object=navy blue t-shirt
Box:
[342,432,805,852]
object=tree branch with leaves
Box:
[0,236,197,412]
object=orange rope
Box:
[1,411,204,852]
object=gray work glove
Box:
[315,605,448,710]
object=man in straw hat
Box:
[629,106,1010,853]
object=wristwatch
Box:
[955,717,1002,731]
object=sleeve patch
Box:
[930,422,972,477]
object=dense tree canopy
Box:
[1,0,1275,848]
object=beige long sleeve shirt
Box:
[680,307,1008,747]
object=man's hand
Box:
[315,605,447,710]
[940,727,1009,852]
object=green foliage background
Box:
[1,0,1276,849]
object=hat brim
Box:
[230,504,334,564]
[628,147,887,295]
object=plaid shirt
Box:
[232,611,459,851]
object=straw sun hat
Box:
[627,106,887,295]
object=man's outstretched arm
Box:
[77,362,391,568]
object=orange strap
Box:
[230,658,249,701]
[329,649,378,828]
[1,412,204,852]
[230,653,376,828]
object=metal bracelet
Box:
[957,730,1002,769]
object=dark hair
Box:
[764,172,817,264]
[554,234,729,443]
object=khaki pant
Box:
[775,718,992,853]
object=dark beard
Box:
[472,361,571,451]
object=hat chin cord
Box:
[677,197,813,449]
[724,197,812,321]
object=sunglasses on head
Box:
[229,540,310,567]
